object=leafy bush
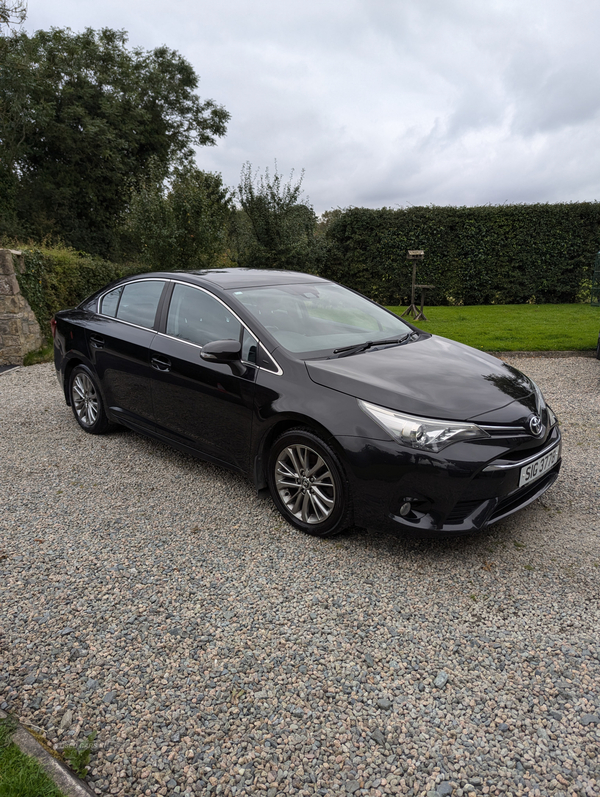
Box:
[16,247,142,334]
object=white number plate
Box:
[519,444,561,488]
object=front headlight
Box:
[358,400,490,452]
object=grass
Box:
[386,302,600,351]
[23,341,54,366]
[0,716,66,797]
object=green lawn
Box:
[0,717,65,797]
[386,303,600,351]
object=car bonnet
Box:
[305,335,537,422]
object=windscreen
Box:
[231,282,412,355]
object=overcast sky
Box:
[23,0,600,214]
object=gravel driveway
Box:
[1,358,599,797]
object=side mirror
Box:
[200,339,242,363]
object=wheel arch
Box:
[253,415,343,491]
[63,357,85,405]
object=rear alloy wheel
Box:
[69,365,111,434]
[268,429,352,537]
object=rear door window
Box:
[100,286,123,317]
[115,281,165,329]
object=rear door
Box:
[150,282,257,470]
[86,279,166,431]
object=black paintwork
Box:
[305,336,536,421]
[54,268,561,536]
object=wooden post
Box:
[401,250,425,319]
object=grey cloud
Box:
[24,0,600,211]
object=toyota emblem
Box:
[529,414,543,436]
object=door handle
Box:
[90,335,105,349]
[151,355,171,372]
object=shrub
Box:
[16,246,142,333]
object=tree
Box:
[0,1,26,29]
[121,163,234,269]
[0,27,229,255]
[236,161,319,269]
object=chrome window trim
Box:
[94,277,283,376]
[482,439,561,472]
[161,279,284,376]
[91,317,158,334]
[153,328,266,370]
[96,278,167,327]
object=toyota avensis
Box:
[52,269,561,537]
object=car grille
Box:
[445,455,560,527]
[445,499,487,525]
[488,469,559,523]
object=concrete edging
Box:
[0,709,95,797]
[490,350,596,358]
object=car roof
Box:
[133,268,331,289]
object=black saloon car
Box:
[52,269,561,537]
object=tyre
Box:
[69,365,112,434]
[267,428,352,537]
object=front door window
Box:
[166,284,241,346]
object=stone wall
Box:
[0,248,43,366]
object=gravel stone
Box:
[60,708,73,729]
[1,358,599,797]
[371,728,386,745]
[433,671,449,688]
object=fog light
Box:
[399,502,411,517]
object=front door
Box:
[150,283,257,471]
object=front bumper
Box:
[335,424,562,537]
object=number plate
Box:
[518,444,561,488]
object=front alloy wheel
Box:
[268,429,351,537]
[276,443,336,524]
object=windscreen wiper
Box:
[333,333,412,357]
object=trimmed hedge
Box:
[16,247,142,334]
[321,203,600,305]
[13,202,600,341]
